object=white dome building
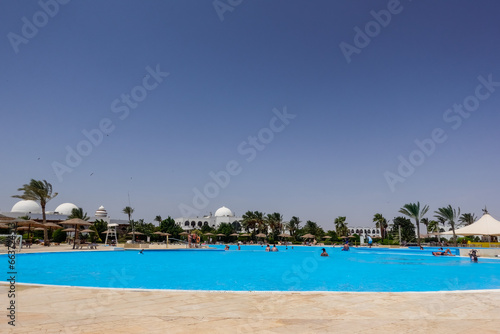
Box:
[11,200,42,214]
[175,206,242,231]
[55,203,79,215]
[95,205,108,217]
[214,206,234,217]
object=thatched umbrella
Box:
[256,233,267,238]
[0,223,9,229]
[16,220,44,240]
[323,236,332,239]
[162,232,171,245]
[44,223,62,229]
[301,234,315,239]
[61,218,93,249]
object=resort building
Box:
[174,206,243,231]
[349,227,381,238]
[1,200,129,230]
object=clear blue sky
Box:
[1,0,499,229]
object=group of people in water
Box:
[221,244,481,262]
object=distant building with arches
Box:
[349,227,381,237]
[174,206,242,231]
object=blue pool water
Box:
[4,245,500,292]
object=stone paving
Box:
[1,246,500,333]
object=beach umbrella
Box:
[61,218,93,249]
[204,232,214,236]
[278,233,291,237]
[15,220,44,239]
[80,229,94,233]
[0,223,9,229]
[230,233,239,236]
[323,236,332,239]
[127,232,143,235]
[44,223,62,229]
[256,233,267,238]
[34,227,45,231]
[301,234,315,239]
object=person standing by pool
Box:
[367,236,373,248]
[321,248,329,257]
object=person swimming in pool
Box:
[469,249,479,262]
[225,245,230,250]
[139,249,144,254]
[341,244,350,251]
[265,244,270,252]
[272,245,278,252]
[321,248,329,257]
[432,248,454,256]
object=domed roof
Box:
[55,203,79,215]
[214,206,234,217]
[95,205,107,217]
[11,200,42,214]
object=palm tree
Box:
[254,211,266,234]
[334,216,348,237]
[68,208,89,221]
[154,215,162,225]
[242,211,257,233]
[427,219,441,244]
[288,216,301,237]
[399,202,429,247]
[12,179,58,246]
[420,218,429,234]
[459,213,476,226]
[434,205,460,246]
[266,212,283,238]
[372,213,388,239]
[123,206,135,242]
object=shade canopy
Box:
[278,233,291,237]
[16,220,44,228]
[44,223,62,229]
[204,233,214,236]
[128,232,144,235]
[441,213,500,236]
[62,218,93,226]
[216,233,225,236]
[255,233,267,238]
[301,234,315,239]
[229,233,239,236]
[323,236,332,239]
[80,229,95,233]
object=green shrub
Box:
[52,229,67,243]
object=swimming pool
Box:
[4,245,500,292]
